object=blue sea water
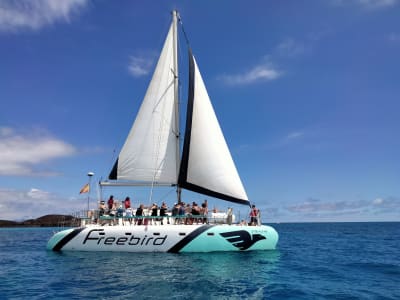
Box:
[0,222,399,299]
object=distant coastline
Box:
[1,215,398,227]
[0,215,78,227]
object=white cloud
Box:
[372,197,384,205]
[283,197,400,220]
[218,35,316,86]
[128,55,155,77]
[371,196,400,211]
[0,187,85,220]
[254,195,400,222]
[262,130,307,151]
[219,64,282,85]
[286,131,305,140]
[276,38,308,57]
[356,0,397,8]
[0,126,76,176]
[27,188,50,200]
[333,0,398,9]
[387,32,400,42]
[0,0,89,32]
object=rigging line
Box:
[178,12,190,48]
[157,188,175,203]
[148,134,162,207]
[148,74,177,206]
[148,86,172,208]
[109,148,117,169]
[153,80,178,138]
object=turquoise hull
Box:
[47,224,278,253]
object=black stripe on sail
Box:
[109,158,119,180]
[52,228,85,251]
[167,225,213,253]
[181,181,250,206]
[178,48,195,187]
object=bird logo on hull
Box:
[220,230,266,250]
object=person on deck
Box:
[178,202,185,224]
[135,204,144,225]
[99,201,106,217]
[172,203,179,224]
[151,203,158,224]
[107,195,114,211]
[191,202,200,224]
[227,207,233,225]
[159,202,168,225]
[116,204,124,219]
[201,200,208,224]
[98,200,106,225]
[125,207,133,225]
[250,204,258,226]
[124,197,131,209]
[185,203,192,224]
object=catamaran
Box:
[47,11,279,253]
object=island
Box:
[0,215,79,227]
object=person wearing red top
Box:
[107,195,114,210]
[250,204,258,226]
[124,197,131,209]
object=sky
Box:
[0,0,399,222]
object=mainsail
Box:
[107,11,249,206]
[109,20,178,184]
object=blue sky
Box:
[1,0,399,222]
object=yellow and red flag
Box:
[79,183,90,194]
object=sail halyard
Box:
[178,51,250,206]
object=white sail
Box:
[110,22,178,184]
[108,13,249,205]
[179,54,249,205]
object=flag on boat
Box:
[79,183,89,194]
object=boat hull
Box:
[47,224,278,253]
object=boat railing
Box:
[77,209,250,227]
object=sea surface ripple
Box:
[0,222,398,299]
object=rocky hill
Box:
[0,214,80,227]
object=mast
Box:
[172,10,182,202]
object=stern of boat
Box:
[180,224,279,252]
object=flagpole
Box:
[87,172,94,213]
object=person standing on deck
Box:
[151,203,158,225]
[135,204,144,225]
[227,207,233,225]
[125,207,133,225]
[107,195,114,211]
[201,201,208,224]
[172,203,179,224]
[159,202,168,225]
[98,200,106,225]
[124,197,131,209]
[250,204,258,226]
[178,202,185,224]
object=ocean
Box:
[0,222,398,299]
